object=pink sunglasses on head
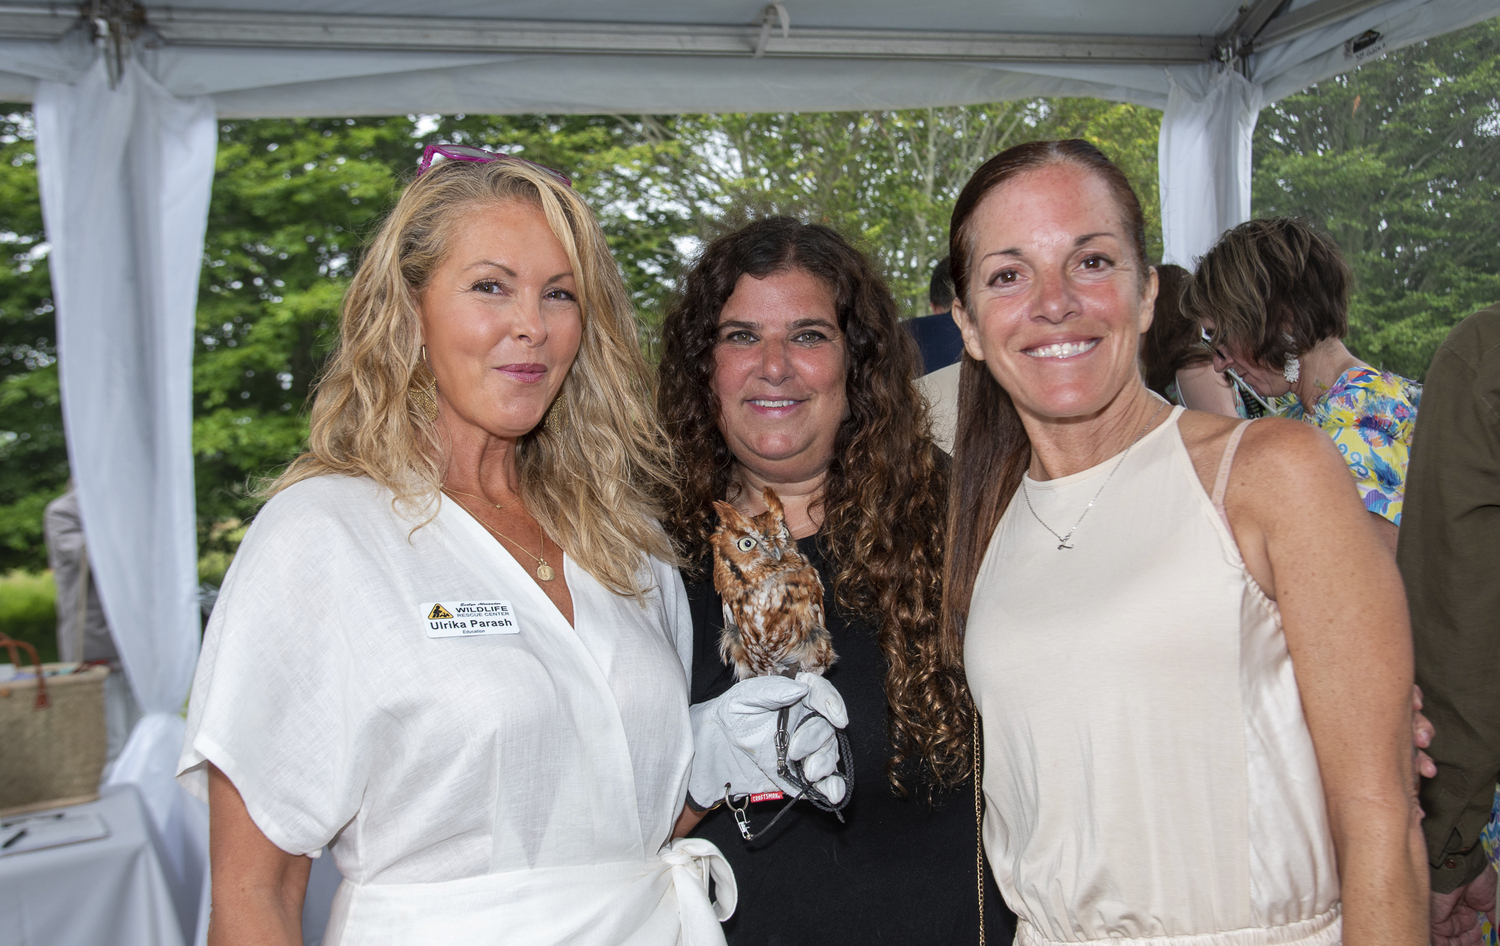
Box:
[417,143,573,188]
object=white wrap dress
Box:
[177,475,734,945]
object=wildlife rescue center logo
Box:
[422,601,518,638]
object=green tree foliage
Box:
[654,106,1037,312]
[1254,17,1500,379]
[194,116,415,547]
[610,100,1161,317]
[0,111,64,572]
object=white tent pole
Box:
[1157,66,1264,268]
[34,48,216,945]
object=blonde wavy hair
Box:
[270,157,676,596]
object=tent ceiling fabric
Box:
[0,0,1494,116]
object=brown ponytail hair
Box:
[940,140,1148,655]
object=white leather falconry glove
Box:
[687,672,849,811]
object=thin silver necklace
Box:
[1021,397,1169,550]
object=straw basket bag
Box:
[0,633,110,817]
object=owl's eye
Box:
[736,537,757,552]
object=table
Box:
[0,786,186,946]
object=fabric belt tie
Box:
[323,839,737,946]
[661,837,738,938]
[1016,905,1341,946]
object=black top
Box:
[687,535,1016,945]
[903,311,966,375]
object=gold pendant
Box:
[536,562,555,582]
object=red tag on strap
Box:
[749,791,784,804]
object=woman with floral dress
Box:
[1183,216,1419,553]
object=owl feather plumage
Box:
[710,488,836,681]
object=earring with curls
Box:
[409,345,439,422]
[544,391,568,433]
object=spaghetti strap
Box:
[1211,420,1254,508]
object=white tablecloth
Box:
[0,786,185,946]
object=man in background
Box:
[908,257,964,453]
[44,487,141,765]
[1397,302,1500,944]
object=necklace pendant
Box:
[1057,540,1074,550]
[536,562,555,582]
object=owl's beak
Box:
[770,544,783,561]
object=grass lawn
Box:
[0,570,58,664]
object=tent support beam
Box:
[0,4,1214,64]
[1228,0,1295,43]
[1254,0,1393,48]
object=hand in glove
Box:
[688,672,848,811]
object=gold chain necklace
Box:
[447,487,522,513]
[1020,396,1167,550]
[444,491,556,582]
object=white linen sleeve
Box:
[658,559,694,683]
[177,483,372,858]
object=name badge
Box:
[422,601,518,638]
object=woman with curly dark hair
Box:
[660,216,1014,944]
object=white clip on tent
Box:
[0,1,1496,941]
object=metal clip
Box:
[725,788,754,841]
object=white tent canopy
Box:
[3,1,1498,120]
[1,1,1496,942]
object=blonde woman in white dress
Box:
[942,140,1426,945]
[177,147,739,946]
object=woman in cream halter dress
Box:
[967,406,1340,943]
[942,141,1427,946]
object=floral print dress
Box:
[1483,784,1499,944]
[1279,366,1422,525]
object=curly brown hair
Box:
[657,216,972,793]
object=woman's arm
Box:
[1368,512,1398,557]
[1227,420,1427,945]
[673,801,705,838]
[1174,363,1239,417]
[207,764,312,946]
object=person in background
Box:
[1185,217,1420,553]
[660,217,1014,945]
[911,257,965,452]
[906,256,967,374]
[1139,263,1238,416]
[1398,302,1500,945]
[43,486,141,764]
[948,139,1425,946]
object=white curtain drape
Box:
[1157,66,1264,268]
[34,52,217,945]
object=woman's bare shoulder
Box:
[1232,417,1351,491]
[1177,411,1355,516]
[1175,409,1248,490]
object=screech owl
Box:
[710,487,836,681]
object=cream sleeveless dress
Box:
[965,407,1341,946]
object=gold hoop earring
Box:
[544,391,568,433]
[409,359,439,422]
[410,381,438,422]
